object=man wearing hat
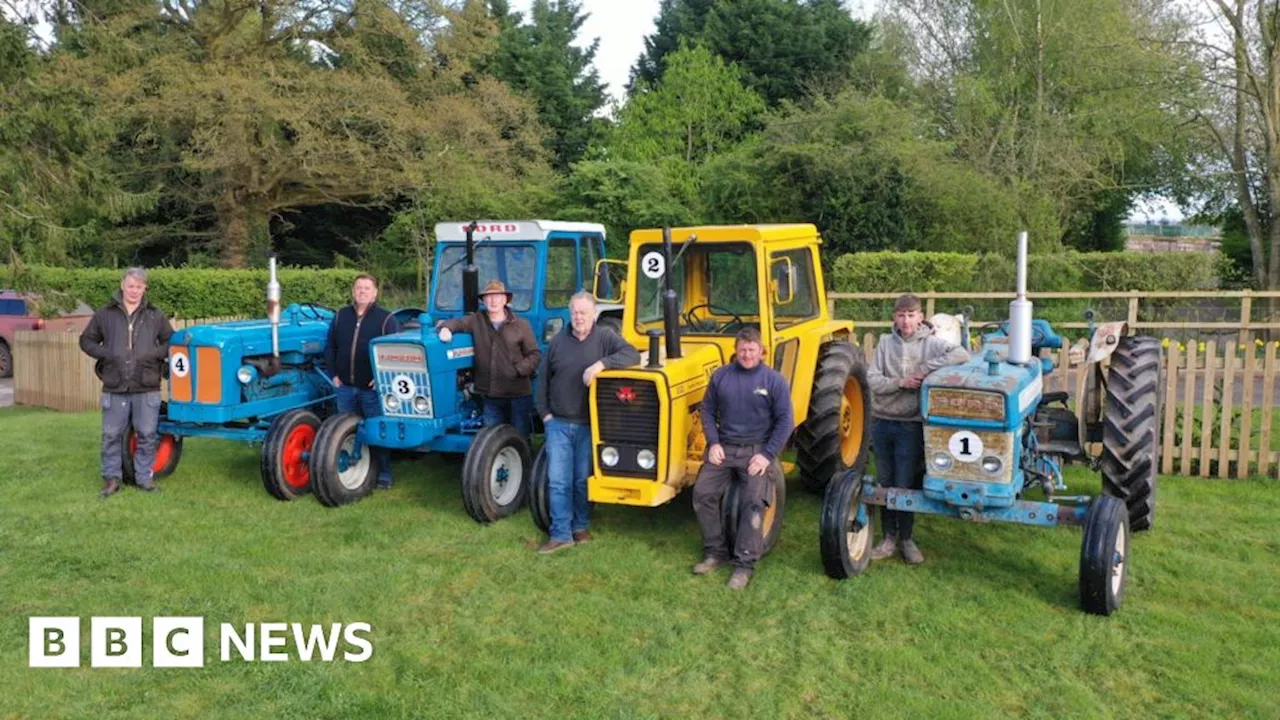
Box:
[437,279,541,436]
[865,293,969,565]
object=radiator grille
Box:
[595,378,660,446]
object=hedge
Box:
[828,250,1222,328]
[2,266,368,318]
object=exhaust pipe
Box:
[1008,231,1032,365]
[661,227,682,360]
[463,220,480,314]
[263,255,283,376]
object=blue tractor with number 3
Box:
[307,220,622,522]
[819,232,1161,615]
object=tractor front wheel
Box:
[528,447,552,534]
[721,463,787,557]
[261,409,321,501]
[123,403,182,484]
[795,341,872,493]
[819,468,873,579]
[1079,494,1130,615]
[1100,335,1161,531]
[310,412,376,507]
[461,424,532,523]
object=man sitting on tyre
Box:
[690,327,794,590]
[436,279,541,438]
[324,273,401,490]
[866,293,969,565]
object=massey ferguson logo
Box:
[615,386,637,404]
[464,223,517,233]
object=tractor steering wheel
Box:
[683,303,746,334]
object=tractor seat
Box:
[1040,391,1069,406]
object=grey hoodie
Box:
[867,323,969,421]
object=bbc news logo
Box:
[29,617,373,668]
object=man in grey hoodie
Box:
[866,293,969,564]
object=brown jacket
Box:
[440,309,541,398]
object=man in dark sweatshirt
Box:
[690,327,794,590]
[535,291,640,554]
[79,267,174,497]
[324,273,401,489]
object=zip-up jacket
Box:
[867,322,970,421]
[79,291,174,394]
[324,303,401,389]
[439,309,541,398]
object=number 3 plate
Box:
[392,374,416,399]
[948,430,983,462]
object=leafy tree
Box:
[631,0,871,106]
[482,0,608,170]
[555,159,692,257]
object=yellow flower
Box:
[1161,338,1170,348]
[1198,342,1207,352]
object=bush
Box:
[2,265,364,318]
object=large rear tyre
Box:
[1100,335,1160,532]
[1079,494,1130,615]
[819,468,873,579]
[795,341,872,493]
[721,463,787,557]
[123,402,182,484]
[462,424,532,523]
[528,447,552,534]
[261,409,321,501]
[310,412,376,507]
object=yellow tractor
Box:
[528,224,872,552]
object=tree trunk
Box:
[216,191,250,269]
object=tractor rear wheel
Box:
[528,447,552,534]
[0,340,11,378]
[795,341,872,493]
[462,424,532,523]
[721,462,787,556]
[261,409,321,501]
[1100,335,1161,532]
[819,468,873,578]
[1079,494,1130,615]
[310,412,376,507]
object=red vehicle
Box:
[0,290,93,378]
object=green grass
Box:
[1,407,1277,719]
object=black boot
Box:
[100,478,121,498]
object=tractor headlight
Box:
[637,449,656,470]
[601,446,619,467]
[413,396,430,413]
[981,456,1003,475]
[384,394,401,412]
[236,366,257,385]
[932,452,953,470]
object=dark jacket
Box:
[701,361,795,460]
[439,309,540,398]
[324,303,401,389]
[536,324,640,423]
[79,292,174,394]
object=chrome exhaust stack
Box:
[264,255,283,376]
[1007,231,1033,365]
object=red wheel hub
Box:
[282,424,317,489]
[129,432,176,472]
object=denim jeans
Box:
[872,419,925,540]
[545,417,592,542]
[482,395,534,437]
[101,390,162,484]
[336,384,392,483]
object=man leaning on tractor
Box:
[79,267,174,497]
[691,327,794,590]
[866,293,969,565]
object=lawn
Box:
[1,407,1277,719]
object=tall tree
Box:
[631,0,871,106]
[481,0,607,170]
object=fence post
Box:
[1239,290,1253,348]
[1200,341,1217,478]
[1180,341,1197,476]
[1126,294,1139,330]
[1238,342,1256,478]
[1162,343,1179,475]
[1262,343,1277,478]
[1218,342,1236,477]
[925,296,936,319]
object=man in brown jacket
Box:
[437,280,541,436]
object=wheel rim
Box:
[845,482,870,562]
[490,446,523,506]
[336,433,371,490]
[761,481,778,536]
[282,423,317,489]
[1111,524,1127,596]
[0,350,10,375]
[839,377,865,465]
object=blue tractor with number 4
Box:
[307,220,621,523]
[819,232,1161,615]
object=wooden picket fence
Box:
[12,317,245,412]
